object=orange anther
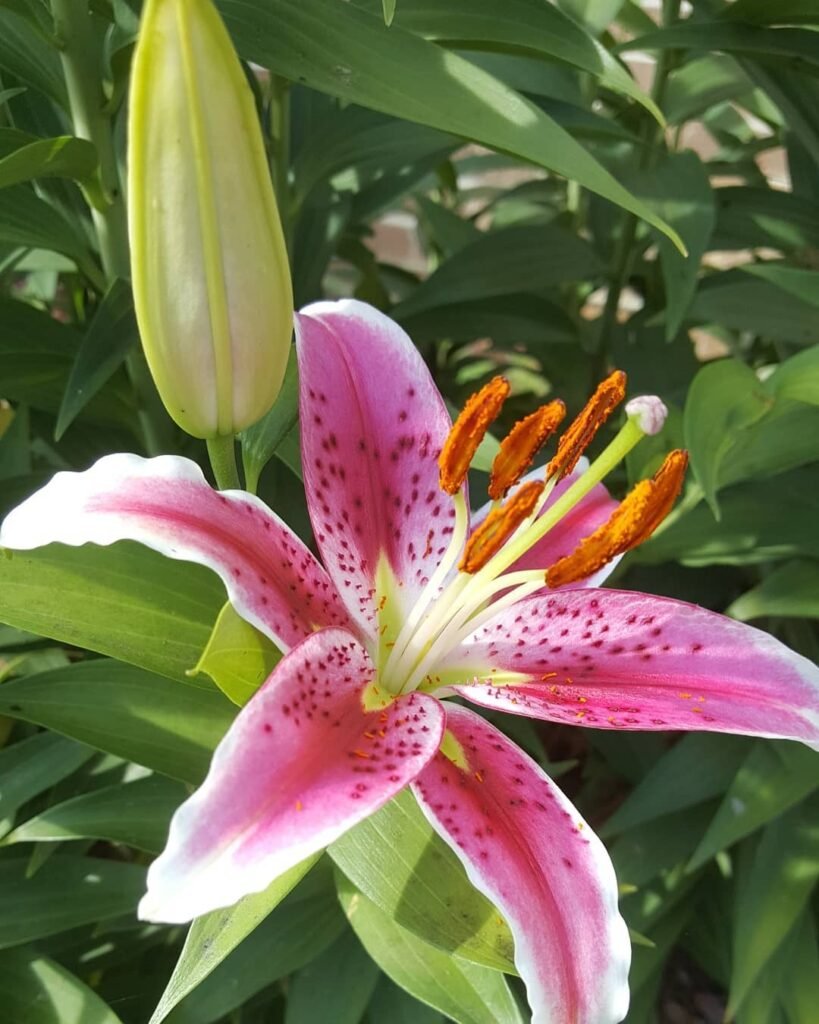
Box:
[439,376,510,494]
[547,370,627,481]
[488,400,566,500]
[546,449,688,588]
[460,480,544,573]
[352,749,371,759]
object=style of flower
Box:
[3,301,818,1024]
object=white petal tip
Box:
[626,395,668,436]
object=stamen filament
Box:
[465,414,646,589]
[381,491,468,682]
[397,571,544,694]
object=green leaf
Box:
[631,151,715,339]
[664,54,754,125]
[149,855,320,1024]
[688,270,819,346]
[55,278,139,440]
[219,0,683,248]
[780,912,819,1024]
[0,856,146,948]
[728,561,819,621]
[292,106,456,212]
[768,341,819,406]
[0,297,129,423]
[415,194,481,254]
[0,732,95,835]
[722,0,819,27]
[0,947,124,1024]
[393,225,602,318]
[557,0,627,37]
[713,186,819,252]
[0,541,226,684]
[329,789,516,973]
[355,0,663,123]
[739,263,819,310]
[0,131,97,190]
[619,23,819,75]
[337,872,525,1024]
[284,928,380,1024]
[189,601,282,706]
[0,10,67,107]
[5,775,186,854]
[368,977,445,1023]
[611,803,717,888]
[382,0,396,27]
[161,862,344,1024]
[240,349,299,494]
[687,741,819,871]
[681,354,819,518]
[601,733,752,837]
[0,660,234,784]
[729,803,819,1016]
[0,187,104,289]
[683,359,772,516]
[638,468,819,566]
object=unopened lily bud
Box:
[128,0,292,438]
[625,396,668,436]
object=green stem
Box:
[51,0,169,455]
[207,435,242,490]
[596,0,682,368]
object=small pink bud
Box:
[625,396,668,436]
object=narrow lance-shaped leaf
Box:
[218,0,684,249]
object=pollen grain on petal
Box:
[488,400,566,500]
[547,370,626,481]
[546,449,688,588]
[439,376,510,495]
[460,480,544,574]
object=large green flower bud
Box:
[128,0,292,438]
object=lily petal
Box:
[140,628,445,922]
[450,590,819,748]
[472,462,620,589]
[412,705,630,1024]
[295,300,458,634]
[0,454,351,651]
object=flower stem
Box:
[207,435,242,491]
[51,0,170,456]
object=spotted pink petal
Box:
[449,590,819,747]
[139,628,445,922]
[0,454,352,652]
[295,300,459,634]
[471,462,621,589]
[413,705,630,1024]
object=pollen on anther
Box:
[439,376,510,494]
[547,370,627,481]
[488,399,565,499]
[546,449,688,588]
[460,480,544,573]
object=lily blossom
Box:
[3,300,818,1024]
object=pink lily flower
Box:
[2,300,818,1024]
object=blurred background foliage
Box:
[0,0,818,1021]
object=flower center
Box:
[376,376,683,696]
